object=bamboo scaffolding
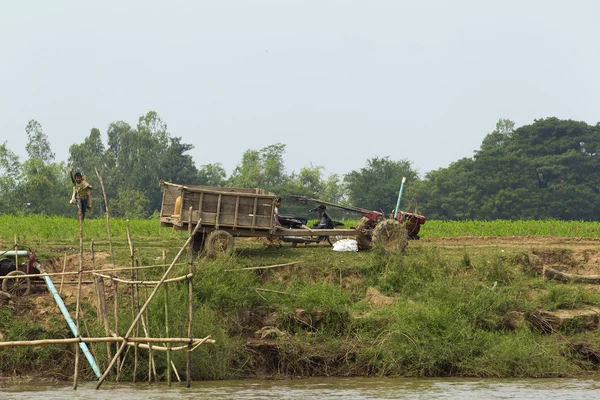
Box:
[95,221,203,389]
[3,176,214,388]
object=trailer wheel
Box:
[372,219,409,254]
[2,270,31,297]
[205,231,235,257]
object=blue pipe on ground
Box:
[34,262,101,378]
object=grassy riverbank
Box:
[2,215,600,380]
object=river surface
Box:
[2,377,600,399]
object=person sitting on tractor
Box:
[67,167,92,221]
[312,204,335,245]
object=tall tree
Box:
[344,157,419,213]
[228,143,288,190]
[197,163,227,187]
[0,142,22,213]
[415,118,600,220]
[25,120,55,165]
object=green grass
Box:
[2,214,600,380]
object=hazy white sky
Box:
[1,0,599,179]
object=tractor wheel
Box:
[355,217,376,250]
[372,219,409,254]
[205,231,235,257]
[2,270,31,297]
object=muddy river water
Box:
[3,377,600,399]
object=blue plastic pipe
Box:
[34,262,101,378]
[394,177,407,219]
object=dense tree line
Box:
[1,112,598,221]
[411,118,600,220]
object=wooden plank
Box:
[198,192,204,225]
[271,228,358,237]
[215,194,222,229]
[251,197,258,230]
[233,195,240,229]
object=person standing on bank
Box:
[67,167,92,221]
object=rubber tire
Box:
[372,219,409,254]
[2,270,31,296]
[205,231,235,257]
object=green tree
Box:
[228,143,288,190]
[68,111,199,217]
[0,142,22,213]
[344,157,419,213]
[25,120,55,165]
[416,118,600,220]
[197,163,227,186]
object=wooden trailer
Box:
[159,182,361,255]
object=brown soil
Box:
[423,236,600,275]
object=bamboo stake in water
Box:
[113,280,121,381]
[73,203,84,390]
[163,249,172,386]
[95,222,202,389]
[97,276,113,372]
[126,221,140,383]
[186,208,194,388]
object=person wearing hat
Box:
[67,167,93,221]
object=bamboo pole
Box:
[74,201,84,390]
[0,336,215,347]
[14,235,18,271]
[95,222,202,389]
[186,208,194,388]
[225,261,301,272]
[171,360,181,382]
[126,222,139,383]
[113,280,121,381]
[91,241,103,324]
[163,249,172,386]
[92,272,192,285]
[0,263,187,281]
[97,276,113,372]
[59,252,67,294]
[138,250,158,384]
[95,168,115,267]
